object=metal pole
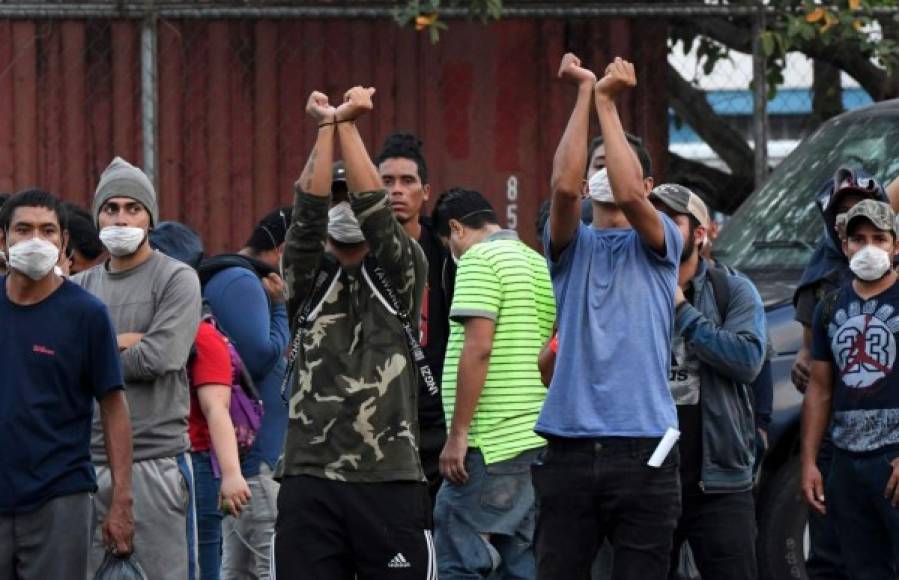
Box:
[751,3,769,185]
[4,2,897,19]
[140,11,158,186]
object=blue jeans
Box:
[193,452,224,580]
[435,447,542,579]
[806,435,849,580]
[827,447,899,580]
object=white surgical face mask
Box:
[327,202,364,244]
[850,244,893,281]
[8,238,60,281]
[100,226,145,257]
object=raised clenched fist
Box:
[306,91,335,123]
[335,86,376,122]
[595,57,637,99]
[558,52,596,87]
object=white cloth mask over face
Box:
[588,168,615,204]
[850,244,893,281]
[8,238,60,280]
[327,202,365,244]
[100,226,145,257]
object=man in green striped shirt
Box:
[431,187,556,579]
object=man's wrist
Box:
[110,489,133,507]
[800,448,818,468]
[448,425,469,439]
[594,93,616,106]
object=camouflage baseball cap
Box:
[842,199,897,237]
[649,183,710,228]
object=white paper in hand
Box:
[647,427,680,468]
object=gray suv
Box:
[712,98,899,580]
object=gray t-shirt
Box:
[73,251,201,463]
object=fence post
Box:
[141,10,158,185]
[751,2,769,186]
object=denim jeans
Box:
[806,435,849,580]
[435,448,542,579]
[532,436,681,580]
[827,447,899,580]
[193,452,223,580]
[222,465,279,580]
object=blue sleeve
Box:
[646,212,684,267]
[204,269,290,382]
[810,301,832,362]
[675,275,767,385]
[88,302,124,400]
[545,221,586,279]
[545,221,586,307]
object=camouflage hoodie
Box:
[279,187,428,483]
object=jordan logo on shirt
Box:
[830,299,899,389]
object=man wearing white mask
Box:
[73,157,203,579]
[802,199,899,579]
[0,189,134,579]
[275,87,431,578]
[535,54,683,579]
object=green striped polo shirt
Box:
[442,229,556,464]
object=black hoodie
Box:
[416,218,456,431]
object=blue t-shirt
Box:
[537,216,683,438]
[0,279,123,513]
[203,266,289,475]
[811,280,899,453]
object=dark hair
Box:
[63,202,104,260]
[149,221,205,269]
[0,188,68,232]
[374,133,429,185]
[432,187,499,238]
[245,206,292,252]
[587,132,653,178]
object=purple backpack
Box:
[195,312,265,477]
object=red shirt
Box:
[188,321,233,452]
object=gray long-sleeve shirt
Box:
[73,251,201,463]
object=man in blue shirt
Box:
[533,54,683,580]
[0,190,133,579]
[200,206,290,580]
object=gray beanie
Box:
[92,156,158,227]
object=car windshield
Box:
[714,109,899,271]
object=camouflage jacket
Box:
[279,187,428,482]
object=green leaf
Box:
[487,0,503,19]
[761,32,776,57]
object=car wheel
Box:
[757,453,809,580]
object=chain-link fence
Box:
[0,2,893,251]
